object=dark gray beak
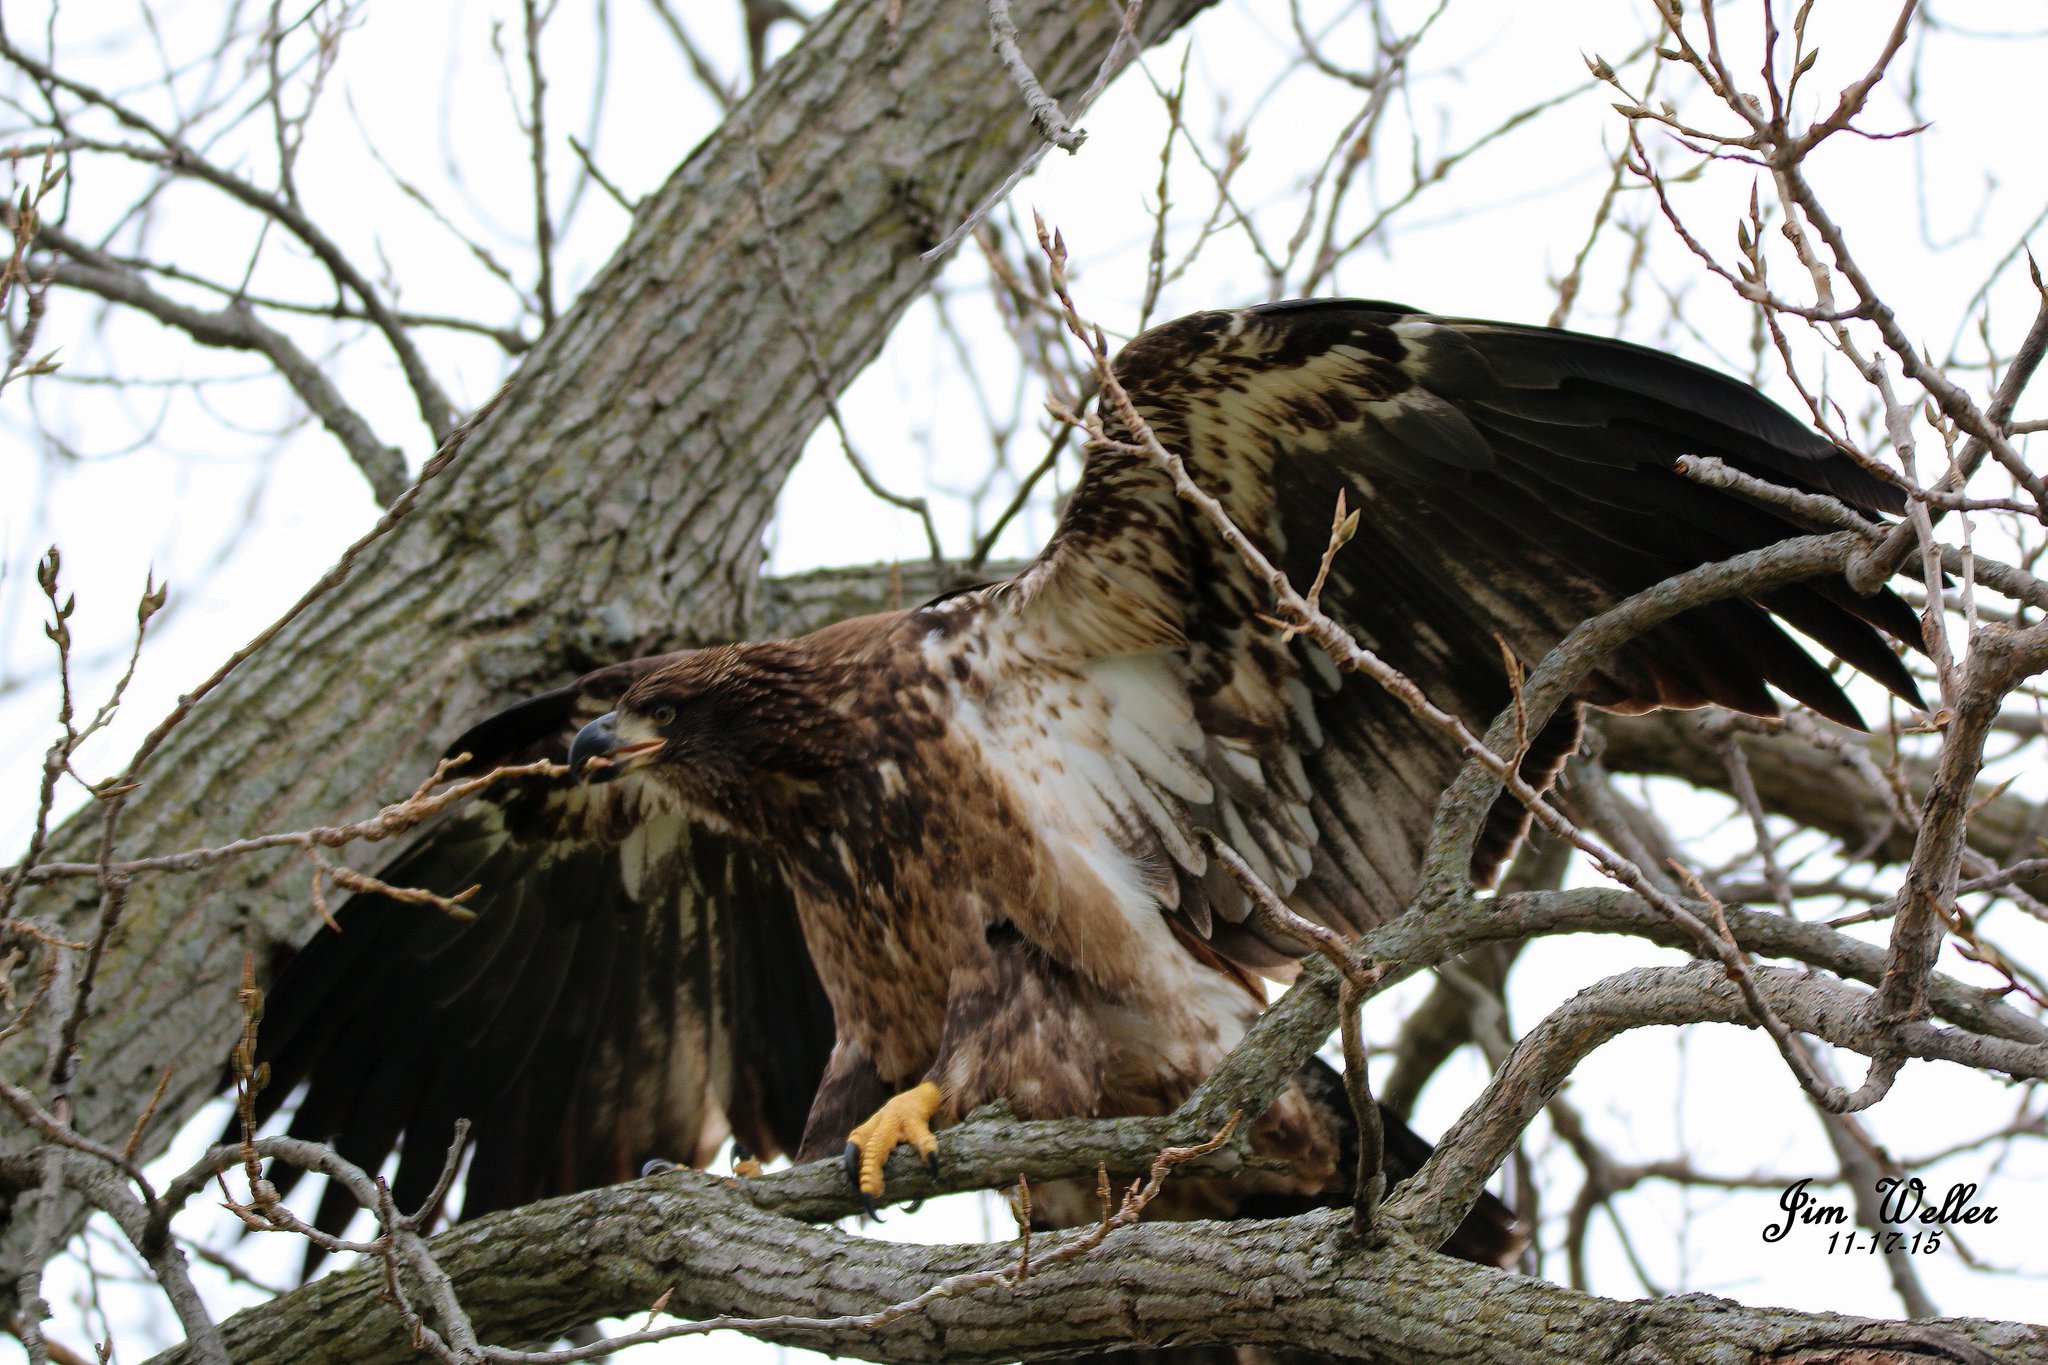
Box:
[568,712,621,780]
[569,710,666,782]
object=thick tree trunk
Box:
[0,0,1213,1286]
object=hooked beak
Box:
[568,711,663,783]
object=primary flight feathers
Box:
[248,300,1919,1256]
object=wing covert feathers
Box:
[1002,298,1919,960]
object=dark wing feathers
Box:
[1411,317,1901,511]
[1008,299,1919,962]
[248,662,835,1255]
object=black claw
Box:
[925,1151,941,1179]
[860,1193,881,1221]
[842,1141,861,1189]
[640,1157,677,1178]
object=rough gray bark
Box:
[142,1163,2044,1365]
[755,558,1028,636]
[0,0,1213,1287]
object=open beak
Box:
[568,711,663,782]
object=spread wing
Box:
[248,657,835,1248]
[987,299,1921,965]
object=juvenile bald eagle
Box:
[249,300,1918,1266]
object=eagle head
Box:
[566,641,856,826]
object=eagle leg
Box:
[842,1081,943,1215]
[836,923,1108,1213]
[797,1036,894,1161]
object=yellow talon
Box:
[843,1081,943,1214]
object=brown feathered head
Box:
[567,640,857,829]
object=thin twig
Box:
[985,0,1087,151]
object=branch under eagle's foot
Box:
[843,1081,943,1215]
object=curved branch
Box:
[25,224,408,504]
[1383,960,2048,1251]
[1416,531,1877,901]
[1596,710,2048,902]
[1172,880,2048,1183]
[0,25,459,442]
[141,1158,2045,1365]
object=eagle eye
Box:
[648,703,677,728]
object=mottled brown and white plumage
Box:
[250,300,1919,1264]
